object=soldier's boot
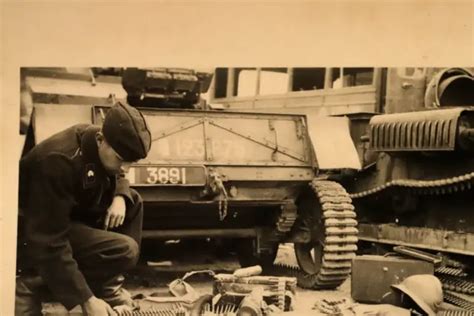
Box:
[98,274,137,309]
[15,275,46,316]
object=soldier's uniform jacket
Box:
[18,124,133,308]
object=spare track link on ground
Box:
[443,291,474,312]
[119,306,186,316]
[273,179,358,290]
[437,275,474,295]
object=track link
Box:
[349,171,474,199]
[271,180,358,290]
[438,275,474,295]
[120,305,186,316]
[438,311,474,316]
[444,291,474,312]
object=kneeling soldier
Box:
[16,102,151,315]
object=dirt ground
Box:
[44,241,362,315]
[43,240,468,315]
[122,242,364,316]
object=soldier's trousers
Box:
[15,189,143,316]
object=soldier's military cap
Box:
[102,102,151,161]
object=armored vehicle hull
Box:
[345,69,474,275]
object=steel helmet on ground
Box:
[391,274,444,316]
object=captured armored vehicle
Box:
[210,67,474,260]
[210,67,474,297]
[23,67,362,289]
[346,68,474,266]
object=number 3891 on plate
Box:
[127,165,206,186]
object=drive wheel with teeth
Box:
[294,179,358,289]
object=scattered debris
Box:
[238,288,264,316]
[147,261,173,267]
[117,304,186,316]
[312,298,355,316]
[213,268,296,312]
[201,302,238,316]
[351,255,434,304]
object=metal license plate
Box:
[127,165,206,186]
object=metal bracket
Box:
[208,169,228,221]
[393,245,442,265]
[108,93,116,105]
[295,118,305,140]
[268,119,275,131]
[88,68,96,86]
[269,120,279,161]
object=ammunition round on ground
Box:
[233,265,263,278]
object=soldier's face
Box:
[96,133,132,175]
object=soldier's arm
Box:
[114,172,133,202]
[24,154,94,310]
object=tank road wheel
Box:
[294,179,358,289]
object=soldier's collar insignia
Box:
[81,126,107,180]
[84,163,97,187]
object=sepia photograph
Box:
[14,66,474,315]
[2,2,474,316]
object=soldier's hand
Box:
[104,195,126,230]
[82,296,116,316]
